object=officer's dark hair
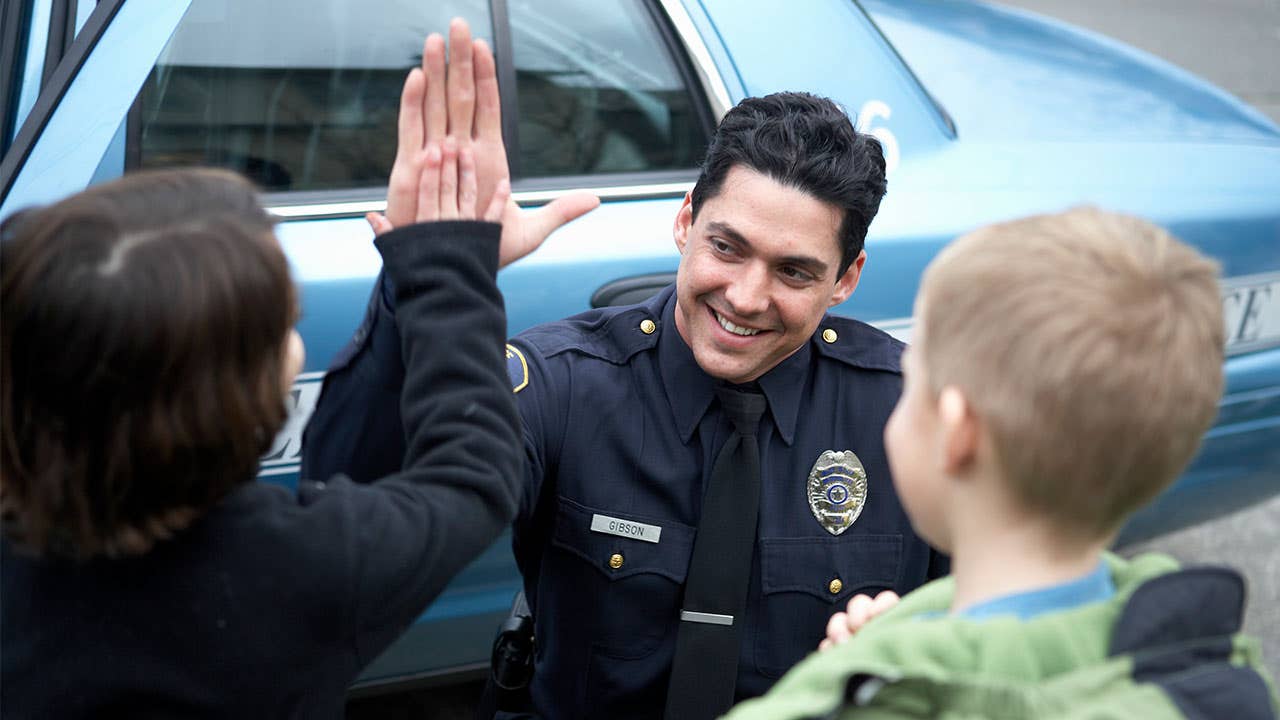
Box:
[690,92,887,276]
[0,168,297,560]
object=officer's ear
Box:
[828,250,867,307]
[673,191,694,254]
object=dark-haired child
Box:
[2,35,537,718]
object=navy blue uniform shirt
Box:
[303,281,945,719]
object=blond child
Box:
[724,207,1278,719]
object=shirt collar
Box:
[959,560,1116,621]
[755,335,808,446]
[658,291,808,446]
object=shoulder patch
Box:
[506,343,530,393]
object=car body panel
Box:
[862,0,1280,144]
[700,0,953,174]
[2,0,1277,692]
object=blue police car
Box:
[3,0,1278,696]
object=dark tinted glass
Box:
[135,0,708,191]
[136,0,492,192]
[509,0,707,178]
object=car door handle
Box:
[591,272,677,308]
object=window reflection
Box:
[510,0,706,177]
[138,0,491,191]
[135,0,708,191]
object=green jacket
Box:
[724,553,1278,720]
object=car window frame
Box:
[0,0,37,155]
[496,0,720,183]
[0,0,126,203]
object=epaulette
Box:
[811,313,904,374]
[511,286,672,376]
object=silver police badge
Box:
[807,450,868,536]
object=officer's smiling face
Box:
[673,166,865,384]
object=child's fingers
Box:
[458,146,477,219]
[439,136,459,220]
[825,611,852,645]
[870,590,901,617]
[365,212,394,236]
[845,593,874,631]
[483,179,510,223]
[416,143,442,222]
[818,638,834,653]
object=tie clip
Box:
[680,610,734,626]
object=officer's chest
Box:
[554,356,905,540]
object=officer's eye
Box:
[709,237,736,256]
[780,265,815,284]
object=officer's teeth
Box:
[716,312,760,336]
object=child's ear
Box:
[938,387,979,475]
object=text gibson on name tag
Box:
[591,514,662,543]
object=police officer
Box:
[303,19,945,720]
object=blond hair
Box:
[918,207,1224,540]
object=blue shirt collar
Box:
[959,560,1116,621]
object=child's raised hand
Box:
[818,590,900,652]
[367,139,508,231]
[367,20,596,263]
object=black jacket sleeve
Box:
[300,268,407,485]
[301,221,521,664]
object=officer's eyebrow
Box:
[705,221,830,278]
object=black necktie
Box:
[664,385,767,720]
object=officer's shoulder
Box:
[813,314,905,374]
[512,301,661,367]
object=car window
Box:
[131,0,709,193]
[508,0,708,178]
[134,0,493,192]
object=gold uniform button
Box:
[829,578,843,595]
[609,553,624,570]
[640,319,657,335]
[822,328,838,344]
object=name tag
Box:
[591,514,662,544]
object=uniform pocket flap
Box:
[552,496,695,583]
[760,534,902,601]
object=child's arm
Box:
[341,146,517,662]
[297,34,521,666]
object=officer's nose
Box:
[723,261,770,318]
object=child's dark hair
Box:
[1,168,297,559]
